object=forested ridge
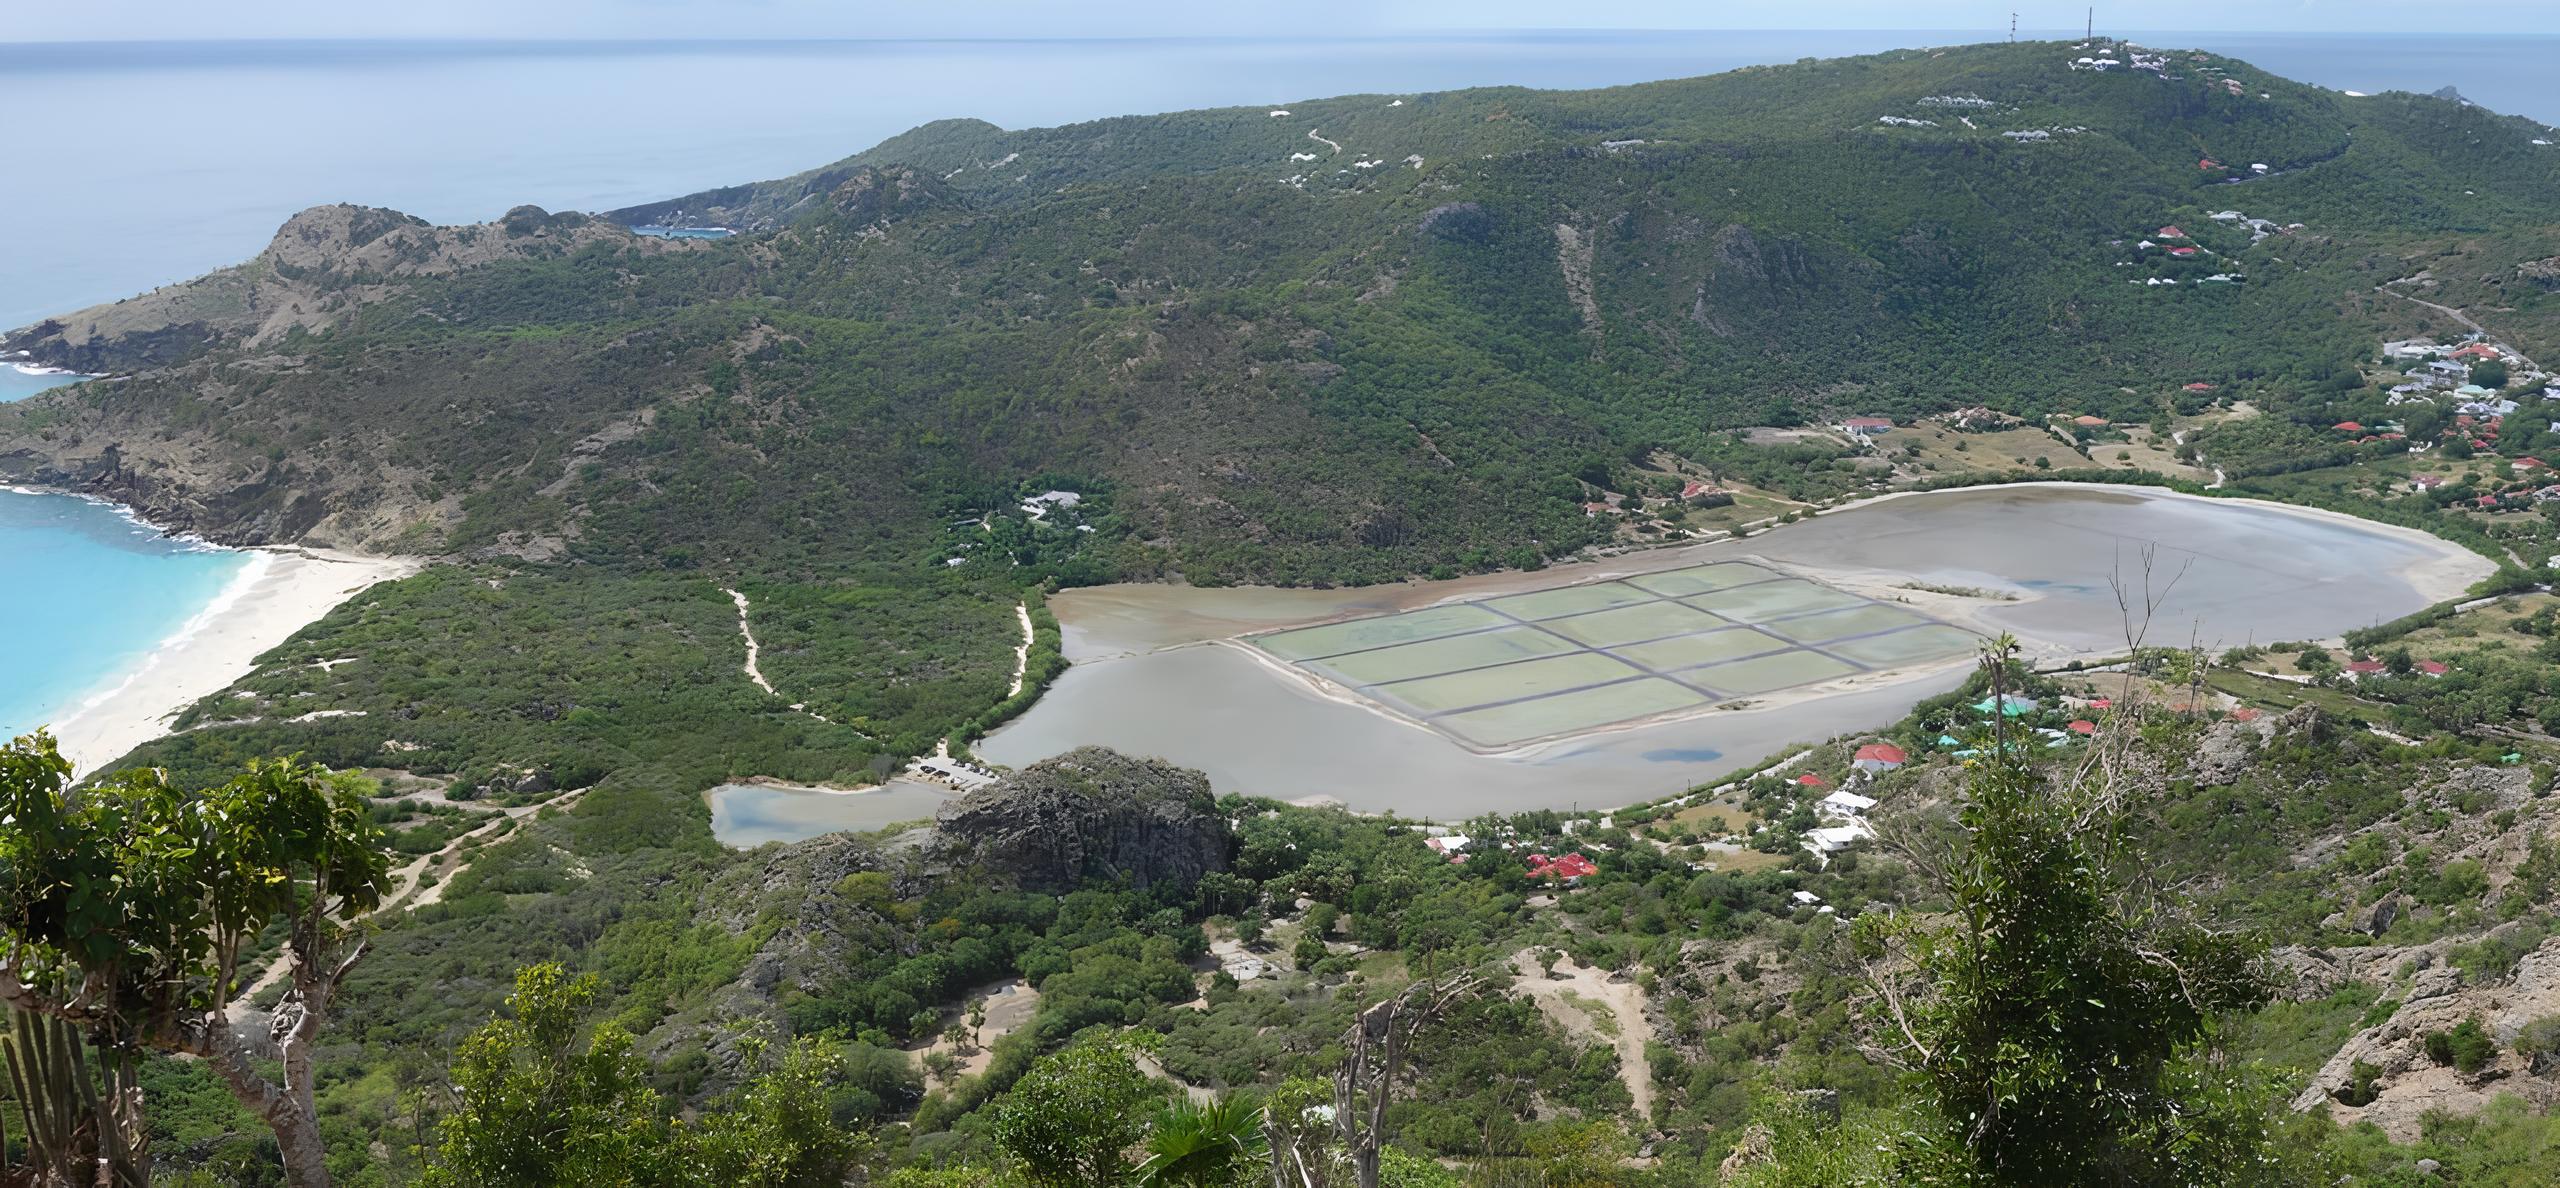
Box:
[5,40,2560,1183]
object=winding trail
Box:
[1006,602,1034,697]
[1306,127,1342,155]
[723,585,862,732]
[725,587,778,696]
[226,787,589,1013]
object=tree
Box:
[0,734,390,1188]
[1333,975,1479,1188]
[421,963,672,1187]
[422,962,861,1187]
[1851,653,2293,1184]
[1137,1095,1268,1187]
[991,1034,1161,1187]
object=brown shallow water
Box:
[980,485,2488,815]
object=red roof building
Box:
[2450,343,2503,361]
[2413,475,2445,489]
[2067,720,2098,735]
[1794,773,1829,788]
[2521,458,2547,470]
[2157,225,2189,238]
[2087,697,2114,710]
[2417,660,2450,676]
[1679,479,1725,500]
[1853,743,1908,765]
[2183,382,2216,392]
[1525,852,1598,881]
[2333,421,2364,432]
[2168,246,2200,257]
[2346,660,2386,675]
[2073,415,2109,427]
[2199,158,2221,170]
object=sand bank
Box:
[49,547,420,777]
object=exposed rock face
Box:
[2291,932,2560,1140]
[935,747,1231,893]
[3,203,691,371]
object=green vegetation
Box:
[12,38,2560,1185]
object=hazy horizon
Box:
[12,1,2560,42]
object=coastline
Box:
[46,545,421,777]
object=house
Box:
[2072,414,2109,428]
[2156,225,2189,239]
[1791,890,1823,906]
[2420,360,2471,383]
[2168,246,2200,258]
[2199,158,2221,170]
[1793,773,1829,789]
[1679,479,1733,506]
[1973,694,2038,716]
[1803,822,1875,859]
[1424,835,1471,859]
[2417,660,2450,677]
[1524,852,1598,882]
[1020,490,1084,518]
[2346,660,2387,678]
[2183,381,2216,392]
[2411,475,2445,490]
[1582,502,1614,516]
[2520,458,2548,471]
[1820,790,1880,816]
[2383,339,2442,361]
[1851,743,1908,773]
[2067,719,2098,735]
[2450,342,2505,362]
[1841,417,1895,435]
[2333,421,2364,433]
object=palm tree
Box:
[1136,1095,1268,1187]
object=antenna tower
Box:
[2010,12,2017,41]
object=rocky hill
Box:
[934,747,1230,892]
[8,203,691,374]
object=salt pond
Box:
[706,778,955,848]
[978,485,2489,815]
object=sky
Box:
[13,1,2560,42]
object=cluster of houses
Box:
[1420,823,1605,884]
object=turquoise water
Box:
[0,490,251,745]
[0,366,90,402]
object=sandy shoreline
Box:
[47,545,421,777]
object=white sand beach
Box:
[47,547,420,777]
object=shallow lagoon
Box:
[979,486,2488,815]
[706,778,955,848]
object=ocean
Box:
[3,32,2555,332]
[0,489,252,745]
[0,30,2551,747]
[0,366,89,403]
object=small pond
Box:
[706,778,955,848]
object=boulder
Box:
[934,747,1231,893]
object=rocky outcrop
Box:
[2291,934,2560,1140]
[3,203,695,371]
[934,747,1231,893]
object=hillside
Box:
[11,42,2560,1179]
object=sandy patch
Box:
[50,547,420,777]
[1509,950,1654,1119]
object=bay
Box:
[0,490,251,745]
